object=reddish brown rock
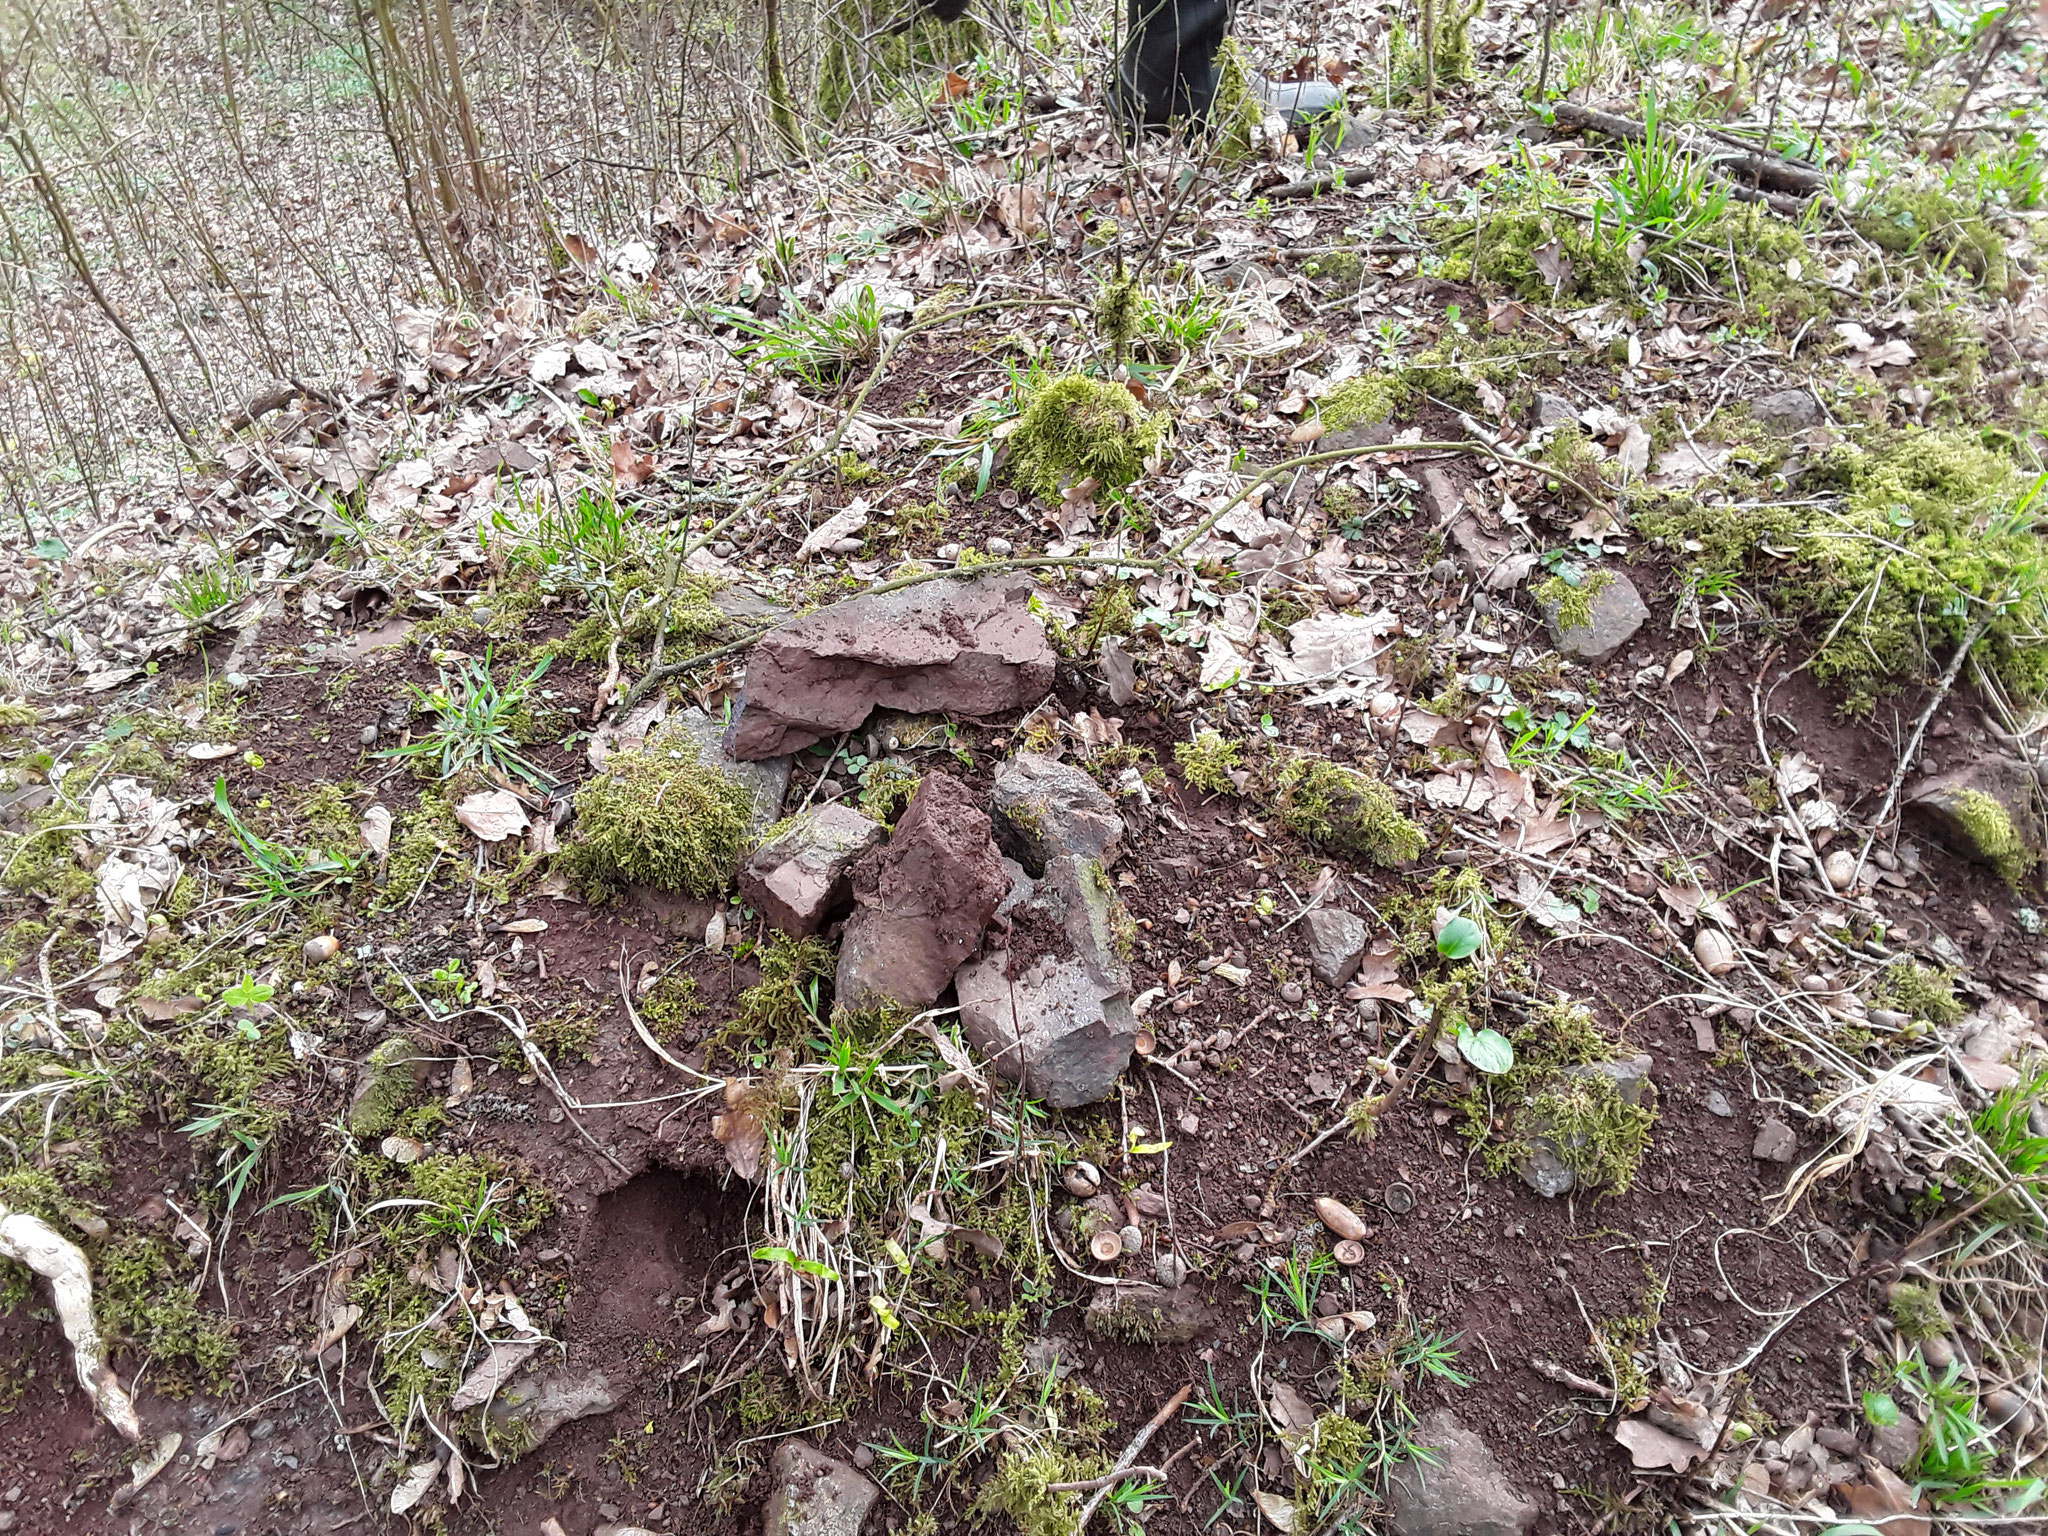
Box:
[739,804,885,937]
[835,774,1005,1012]
[725,576,1055,761]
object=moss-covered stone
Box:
[1320,373,1406,432]
[1005,374,1167,501]
[349,1034,427,1137]
[562,726,754,902]
[1210,38,1265,162]
[1852,188,2008,293]
[1275,755,1423,867]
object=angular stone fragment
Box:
[1300,907,1369,987]
[739,805,884,937]
[1085,1284,1213,1344]
[485,1368,618,1457]
[991,752,1125,870]
[1752,388,1819,429]
[1907,755,2042,884]
[835,774,1005,1012]
[763,1439,880,1536]
[1389,1409,1539,1536]
[726,576,1055,761]
[956,853,1136,1107]
[1753,1117,1798,1162]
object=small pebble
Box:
[1279,982,1304,1005]
[1233,1242,1257,1263]
[1800,973,1830,993]
[1241,1192,1263,1212]
[1154,1251,1190,1287]
[986,537,1014,557]
[359,724,379,747]
[1704,1088,1735,1118]
[1429,558,1457,584]
[852,1444,876,1469]
[935,542,962,561]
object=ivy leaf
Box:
[1436,915,1484,960]
[1457,1026,1515,1076]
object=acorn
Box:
[303,934,339,964]
[1693,928,1739,976]
[1063,1160,1102,1198]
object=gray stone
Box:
[1753,1117,1798,1162]
[1907,755,2041,881]
[762,1439,880,1536]
[836,774,1006,1012]
[956,853,1137,1107]
[1300,907,1370,987]
[1752,388,1819,429]
[1704,1088,1735,1118]
[484,1369,618,1456]
[739,804,884,937]
[1447,515,1537,591]
[1389,1409,1538,1536]
[1868,1412,1921,1470]
[347,1034,425,1136]
[1084,1284,1213,1344]
[670,706,791,837]
[1541,569,1650,663]
[726,575,1055,760]
[995,857,1035,920]
[1520,1143,1575,1199]
[991,752,1125,871]
[1534,392,1578,428]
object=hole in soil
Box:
[569,1169,739,1342]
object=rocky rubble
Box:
[738,804,884,937]
[833,773,1006,1011]
[761,1440,879,1536]
[955,753,1140,1106]
[724,576,1056,760]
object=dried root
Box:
[0,1204,141,1440]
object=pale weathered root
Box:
[0,1205,142,1440]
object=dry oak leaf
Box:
[454,790,530,843]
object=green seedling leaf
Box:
[32,538,67,561]
[1436,915,1484,960]
[751,1246,840,1282]
[222,975,275,1008]
[1456,1026,1515,1076]
[1863,1390,1900,1427]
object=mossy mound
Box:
[1274,755,1424,866]
[1211,38,1265,162]
[1005,374,1167,501]
[1174,728,1241,795]
[1852,188,2008,293]
[1640,429,2048,713]
[1470,209,1634,304]
[562,726,754,901]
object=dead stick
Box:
[1848,611,1992,894]
[1530,1356,1615,1397]
[1074,1384,1194,1532]
[1266,167,1372,200]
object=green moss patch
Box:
[1639,429,2048,713]
[1005,374,1167,501]
[1175,729,1241,795]
[1852,188,2008,292]
[563,726,754,901]
[1319,373,1407,431]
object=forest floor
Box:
[3,1,2048,1534]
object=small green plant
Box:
[490,483,632,572]
[1592,97,1729,259]
[1174,729,1241,796]
[178,1103,281,1213]
[169,561,251,626]
[211,778,357,903]
[723,287,885,387]
[383,648,554,786]
[1887,1281,1950,1342]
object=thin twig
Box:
[1073,1383,1194,1532]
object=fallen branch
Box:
[0,1205,142,1440]
[1549,102,1827,196]
[1074,1383,1195,1532]
[1530,1355,1615,1397]
[1266,167,1372,200]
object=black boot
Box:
[1113,0,1235,130]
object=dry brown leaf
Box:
[1613,1416,1705,1471]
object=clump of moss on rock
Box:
[1319,373,1407,432]
[1948,788,2037,886]
[562,727,754,902]
[1275,755,1423,866]
[1532,569,1613,633]
[1006,373,1167,501]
